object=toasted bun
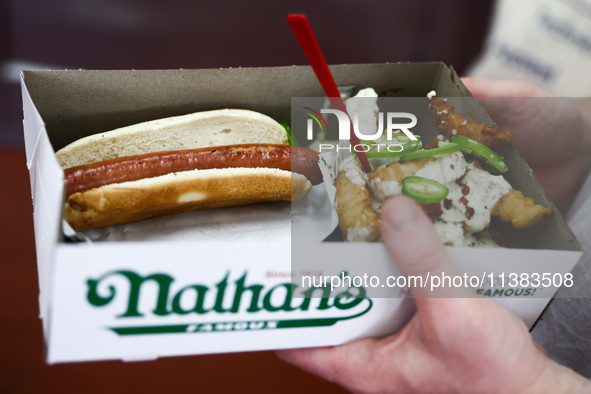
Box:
[56,109,289,169]
[65,168,312,231]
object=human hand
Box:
[461,77,591,212]
[277,196,590,393]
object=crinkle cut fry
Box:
[335,167,381,242]
[429,97,515,149]
[492,189,553,228]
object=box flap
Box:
[21,73,65,336]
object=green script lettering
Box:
[171,285,210,314]
[334,286,366,310]
[87,270,372,319]
[262,283,297,312]
[230,273,264,313]
[298,286,332,311]
[87,270,173,317]
[213,273,230,313]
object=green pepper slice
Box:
[398,142,461,163]
[450,135,508,174]
[280,121,299,147]
[401,176,449,203]
[358,133,422,159]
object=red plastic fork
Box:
[287,13,372,173]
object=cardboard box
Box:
[21,63,582,363]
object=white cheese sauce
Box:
[370,177,402,202]
[459,164,511,231]
[346,223,376,242]
[415,152,468,185]
[433,221,467,246]
[434,221,504,248]
[435,162,511,246]
[345,88,379,138]
[339,156,367,187]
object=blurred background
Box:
[1,0,494,392]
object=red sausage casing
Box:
[64,144,323,197]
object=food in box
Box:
[21,63,582,363]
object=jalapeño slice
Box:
[359,133,422,159]
[450,135,508,174]
[401,176,449,204]
[398,142,460,163]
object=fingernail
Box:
[383,198,418,232]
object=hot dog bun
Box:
[66,168,310,231]
[57,109,313,231]
[56,109,289,168]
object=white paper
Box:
[83,184,337,244]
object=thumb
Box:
[381,195,471,298]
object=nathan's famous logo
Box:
[87,270,372,336]
[303,107,418,153]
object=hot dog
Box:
[56,109,322,231]
[64,143,323,196]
